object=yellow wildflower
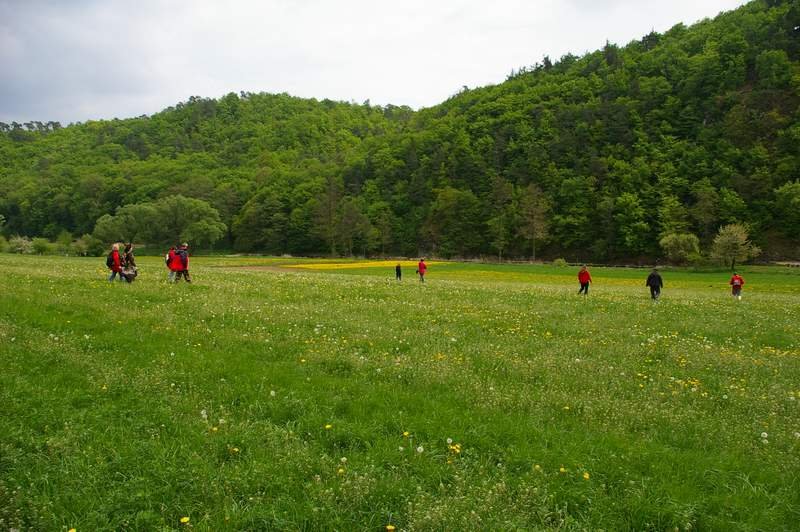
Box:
[583,472,590,480]
[386,525,396,531]
[325,424,333,430]
[180,516,190,524]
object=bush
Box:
[552,258,568,267]
[659,233,700,264]
[55,231,73,255]
[9,235,33,254]
[71,234,105,257]
[79,234,106,257]
[31,237,54,255]
[0,235,8,253]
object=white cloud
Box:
[0,0,746,124]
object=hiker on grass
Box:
[175,243,192,283]
[646,268,663,300]
[578,265,591,295]
[121,243,138,283]
[417,258,427,283]
[395,263,402,281]
[166,245,181,282]
[730,272,745,300]
[106,244,123,282]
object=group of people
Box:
[395,259,428,282]
[577,265,746,300]
[106,243,137,283]
[106,242,191,283]
[107,248,747,298]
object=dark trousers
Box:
[396,271,401,280]
[176,270,192,283]
[649,286,661,300]
[578,282,589,295]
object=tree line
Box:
[0,0,798,262]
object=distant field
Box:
[1,254,799,531]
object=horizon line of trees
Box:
[0,194,766,272]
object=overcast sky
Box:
[0,0,747,124]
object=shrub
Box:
[55,231,73,255]
[78,234,106,257]
[552,258,568,267]
[659,233,700,264]
[9,235,33,254]
[0,235,8,253]
[31,237,54,255]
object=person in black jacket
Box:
[175,243,192,283]
[646,269,663,300]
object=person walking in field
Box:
[417,258,427,283]
[165,245,179,282]
[730,271,744,300]
[106,243,123,282]
[121,243,138,283]
[395,263,402,281]
[175,243,192,283]
[646,268,663,300]
[577,265,591,295]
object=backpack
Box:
[106,252,114,268]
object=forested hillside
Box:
[1,0,798,261]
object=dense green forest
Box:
[1,0,799,261]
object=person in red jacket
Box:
[417,258,427,283]
[730,272,744,300]
[107,243,123,282]
[578,265,591,295]
[165,246,176,282]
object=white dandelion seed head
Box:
[446,438,453,445]
[761,432,768,439]
[416,446,424,453]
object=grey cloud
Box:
[0,0,747,124]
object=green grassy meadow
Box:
[1,254,799,531]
